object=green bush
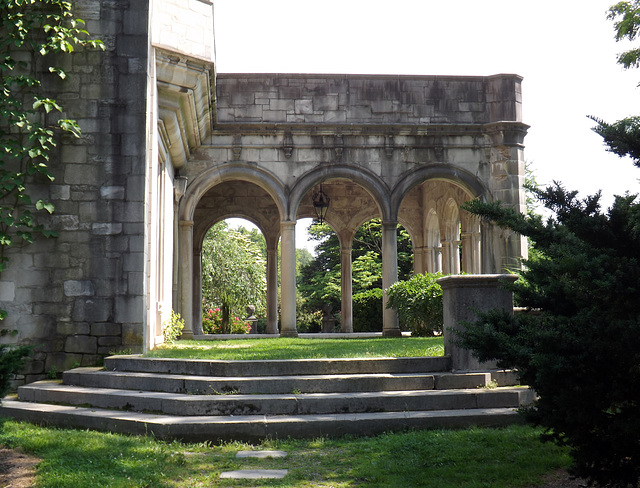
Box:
[162,311,185,343]
[386,272,444,336]
[0,344,32,400]
[352,289,383,332]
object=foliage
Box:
[386,272,444,336]
[457,179,640,486]
[162,311,184,344]
[202,307,250,334]
[0,343,31,399]
[608,1,640,69]
[298,219,413,314]
[0,1,102,285]
[201,221,266,332]
[0,418,572,488]
[352,288,383,332]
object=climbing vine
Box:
[0,0,102,320]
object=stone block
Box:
[0,282,15,301]
[58,322,90,336]
[45,352,83,373]
[295,99,313,115]
[64,280,95,297]
[115,296,143,324]
[98,336,122,347]
[121,321,144,347]
[72,298,113,323]
[65,335,98,354]
[92,223,123,235]
[91,322,122,337]
[100,186,125,199]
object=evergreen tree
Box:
[456,5,640,484]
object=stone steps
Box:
[16,381,534,416]
[0,354,534,442]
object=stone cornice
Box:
[155,47,215,168]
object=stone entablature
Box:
[215,74,522,126]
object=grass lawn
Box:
[0,418,569,487]
[146,337,444,360]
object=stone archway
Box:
[177,165,287,337]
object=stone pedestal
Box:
[438,274,518,371]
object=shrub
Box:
[352,289,383,332]
[202,308,251,334]
[162,311,185,343]
[386,272,444,336]
[0,344,32,401]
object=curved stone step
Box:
[17,381,535,416]
[0,399,524,443]
[103,355,452,377]
[62,368,441,394]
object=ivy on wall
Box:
[0,0,102,319]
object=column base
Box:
[382,329,403,337]
[279,331,299,338]
[179,331,194,340]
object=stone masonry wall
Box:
[215,74,523,125]
[0,0,148,384]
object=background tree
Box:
[297,219,412,331]
[201,221,267,333]
[456,6,640,484]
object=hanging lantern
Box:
[312,185,330,224]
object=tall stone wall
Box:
[0,0,149,383]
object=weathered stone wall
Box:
[215,74,522,125]
[0,0,149,384]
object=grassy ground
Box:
[146,337,444,360]
[0,418,569,487]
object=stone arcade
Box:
[0,0,527,383]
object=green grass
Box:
[145,337,444,361]
[0,418,569,487]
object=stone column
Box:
[340,245,353,333]
[441,239,451,274]
[461,232,473,273]
[192,243,202,335]
[438,274,518,371]
[178,220,194,338]
[266,245,279,334]
[413,246,425,275]
[381,220,401,337]
[279,221,298,337]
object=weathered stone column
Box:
[438,274,518,371]
[381,220,401,337]
[340,245,353,333]
[266,245,279,334]
[413,246,426,275]
[178,220,194,339]
[461,232,473,273]
[280,221,298,337]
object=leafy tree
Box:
[201,221,267,333]
[298,219,412,312]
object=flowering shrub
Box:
[202,308,251,334]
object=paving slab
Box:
[236,450,287,459]
[220,469,288,479]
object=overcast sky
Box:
[214,0,639,207]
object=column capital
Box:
[179,220,194,228]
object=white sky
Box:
[215,0,640,250]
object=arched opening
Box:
[397,178,481,277]
[188,179,281,335]
[200,218,267,334]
